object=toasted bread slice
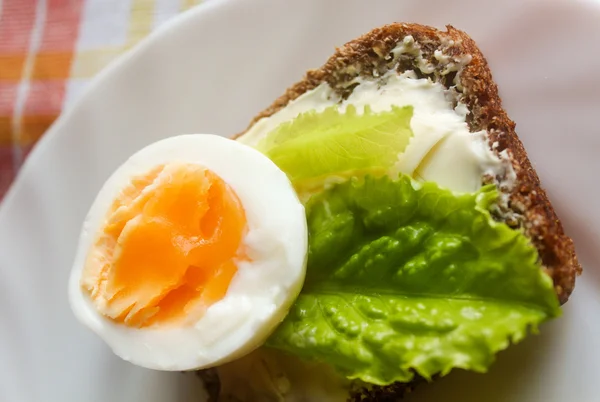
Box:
[203,23,581,401]
[239,22,581,305]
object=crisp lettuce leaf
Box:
[267,175,560,385]
[257,105,413,186]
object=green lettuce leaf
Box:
[267,175,560,385]
[257,105,413,186]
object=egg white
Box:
[69,134,308,371]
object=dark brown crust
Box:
[238,23,581,304]
[349,377,427,402]
[196,368,424,402]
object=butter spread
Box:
[238,68,511,194]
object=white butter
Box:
[238,66,511,194]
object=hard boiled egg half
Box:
[69,134,308,371]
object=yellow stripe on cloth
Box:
[128,0,156,45]
[70,47,125,78]
[70,0,204,79]
[180,0,203,12]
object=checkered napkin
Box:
[0,0,204,200]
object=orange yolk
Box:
[81,163,248,328]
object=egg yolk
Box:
[81,163,248,328]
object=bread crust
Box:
[238,23,581,304]
[214,23,582,402]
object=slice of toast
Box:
[239,22,581,305]
[204,23,581,401]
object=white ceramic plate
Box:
[2,0,600,401]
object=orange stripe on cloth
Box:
[0,0,38,80]
[0,116,12,145]
[32,51,75,79]
[20,115,56,145]
[0,55,28,80]
[31,0,83,82]
[30,0,83,80]
[0,83,17,145]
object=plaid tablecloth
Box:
[0,0,204,200]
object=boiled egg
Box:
[69,134,308,371]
